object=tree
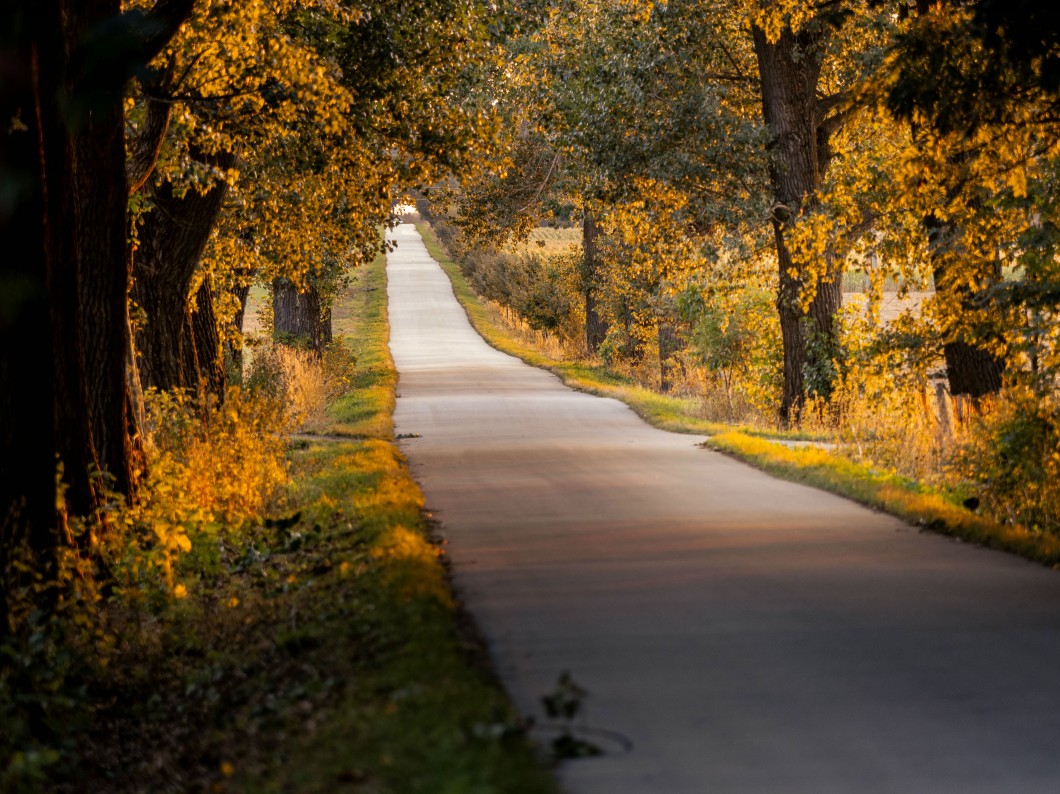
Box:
[133,148,237,396]
[273,276,334,353]
[138,0,499,384]
[0,0,194,631]
[877,0,1060,398]
[747,0,895,422]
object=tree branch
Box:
[127,58,176,194]
[815,89,850,126]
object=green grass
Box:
[327,258,397,439]
[417,220,1060,568]
[708,431,1060,566]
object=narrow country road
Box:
[387,224,1060,794]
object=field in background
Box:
[507,226,581,257]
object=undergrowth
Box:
[1,248,557,793]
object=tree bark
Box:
[273,278,333,353]
[0,0,195,630]
[126,60,175,195]
[658,322,681,392]
[186,276,226,399]
[582,212,608,355]
[753,24,843,425]
[926,214,1005,396]
[0,1,62,630]
[133,149,236,397]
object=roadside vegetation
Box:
[0,251,558,793]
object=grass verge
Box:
[38,250,558,793]
[416,221,1060,568]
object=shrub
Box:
[689,288,781,423]
[132,386,290,593]
[955,385,1060,533]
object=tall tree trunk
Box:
[273,278,333,353]
[0,1,62,630]
[926,214,1005,396]
[1,0,195,629]
[753,24,842,425]
[65,44,136,515]
[133,149,236,397]
[185,276,226,398]
[582,212,608,355]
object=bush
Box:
[955,385,1060,533]
[245,340,357,433]
[129,386,290,594]
[689,288,781,422]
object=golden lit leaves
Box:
[131,387,290,592]
[373,525,451,605]
[748,0,817,43]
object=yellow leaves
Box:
[153,521,194,554]
[748,0,817,42]
[173,584,189,599]
[130,386,291,600]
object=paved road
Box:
[387,224,1060,794]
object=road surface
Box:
[387,224,1060,794]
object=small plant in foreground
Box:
[129,386,290,595]
[541,671,602,760]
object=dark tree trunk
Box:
[581,213,608,355]
[273,278,333,353]
[64,26,136,515]
[60,0,197,512]
[753,24,842,425]
[185,276,226,399]
[126,61,174,194]
[926,214,1005,396]
[0,0,194,630]
[941,338,1004,396]
[658,322,681,392]
[0,1,62,630]
[133,149,236,397]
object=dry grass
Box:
[507,226,582,257]
[275,346,330,432]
